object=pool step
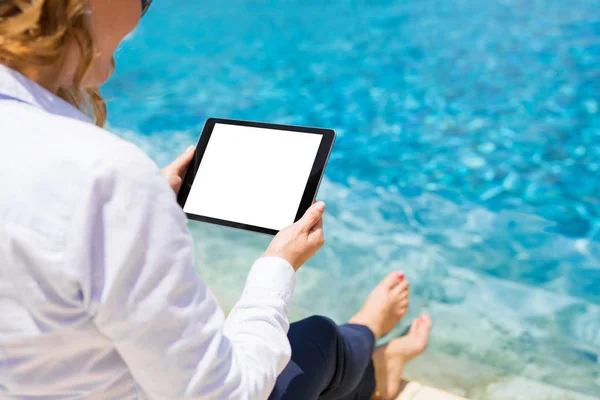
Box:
[400,349,600,400]
[396,380,467,400]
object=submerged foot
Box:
[349,271,410,338]
[371,314,432,400]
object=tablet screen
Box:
[183,123,323,231]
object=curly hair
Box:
[0,0,107,126]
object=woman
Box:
[0,1,432,399]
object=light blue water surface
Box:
[104,0,600,397]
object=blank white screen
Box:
[184,123,323,231]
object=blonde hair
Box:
[0,0,107,126]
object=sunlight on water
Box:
[105,0,600,397]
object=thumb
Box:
[297,201,325,232]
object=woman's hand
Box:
[161,146,195,194]
[263,201,326,271]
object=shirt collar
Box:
[0,64,93,124]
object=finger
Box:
[297,201,325,232]
[309,217,324,238]
[166,174,183,193]
[166,145,195,176]
[308,215,323,234]
[309,219,325,246]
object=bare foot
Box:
[349,271,410,338]
[371,314,432,400]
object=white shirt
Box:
[0,65,296,399]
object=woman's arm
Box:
[71,143,294,399]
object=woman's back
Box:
[0,62,301,400]
[0,65,163,398]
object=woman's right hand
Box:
[263,201,326,271]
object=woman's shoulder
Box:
[2,105,169,214]
[17,107,161,182]
[1,106,174,244]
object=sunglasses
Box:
[141,0,152,16]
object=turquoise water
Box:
[104,0,600,397]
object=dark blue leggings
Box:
[270,316,376,400]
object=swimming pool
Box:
[104,0,600,397]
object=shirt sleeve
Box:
[71,144,295,400]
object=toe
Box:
[399,291,409,302]
[398,305,409,316]
[412,314,432,341]
[391,279,409,296]
[417,314,432,331]
[381,271,404,289]
[408,317,419,335]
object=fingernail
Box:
[186,145,195,153]
[396,272,404,280]
[420,315,428,322]
[314,201,325,212]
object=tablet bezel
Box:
[177,118,336,235]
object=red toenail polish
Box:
[396,272,404,280]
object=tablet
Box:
[177,118,336,235]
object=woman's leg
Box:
[269,316,376,400]
[271,272,431,400]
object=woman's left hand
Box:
[161,146,195,194]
